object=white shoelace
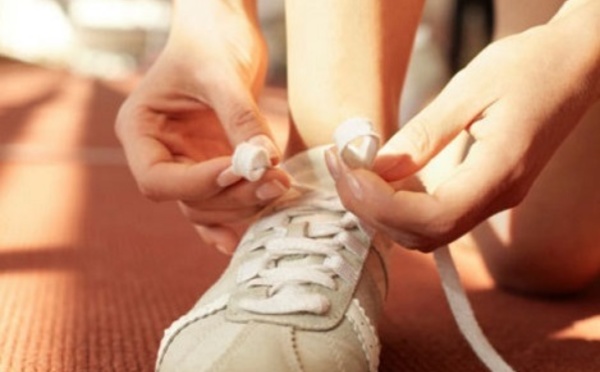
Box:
[236,195,368,315]
[231,119,515,372]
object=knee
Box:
[484,242,600,296]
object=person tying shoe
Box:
[116,0,600,370]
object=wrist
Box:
[164,0,267,79]
[173,0,258,22]
[169,0,260,45]
[550,1,600,100]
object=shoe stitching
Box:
[156,294,229,371]
[159,117,515,371]
[345,298,380,372]
[211,321,259,372]
[284,327,306,372]
[333,119,513,371]
[159,142,384,371]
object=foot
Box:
[156,147,389,372]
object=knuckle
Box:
[399,235,437,252]
[139,187,162,202]
[378,214,451,253]
[498,156,534,210]
[408,214,458,251]
[179,204,211,225]
[227,106,260,134]
[136,179,164,202]
[389,229,439,253]
[401,120,434,157]
[230,107,256,129]
[502,183,530,209]
[370,205,396,228]
[432,224,458,246]
[420,221,455,248]
[114,102,131,142]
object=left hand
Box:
[326,12,600,252]
[116,0,290,254]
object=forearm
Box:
[172,0,259,24]
[169,0,261,50]
[551,0,600,99]
[160,0,267,93]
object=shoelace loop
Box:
[236,195,368,316]
[229,118,514,371]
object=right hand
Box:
[116,0,290,254]
[327,3,600,252]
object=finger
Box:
[179,201,261,226]
[193,217,259,255]
[332,139,524,252]
[123,134,232,201]
[194,225,241,256]
[124,128,290,202]
[207,74,281,162]
[374,70,491,182]
[328,143,446,249]
[184,168,291,209]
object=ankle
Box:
[283,121,309,160]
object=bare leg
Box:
[284,0,424,154]
[465,0,600,294]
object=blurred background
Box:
[0,0,171,78]
[3,2,600,372]
[0,0,493,121]
[0,2,502,371]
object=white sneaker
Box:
[157,119,515,372]
[156,147,389,372]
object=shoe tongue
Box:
[275,213,338,269]
[277,254,322,268]
[281,146,334,192]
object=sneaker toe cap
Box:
[157,313,370,372]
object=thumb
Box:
[374,73,487,181]
[208,76,280,162]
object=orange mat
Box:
[1,59,598,371]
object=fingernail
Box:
[324,149,340,180]
[256,180,287,200]
[217,167,242,187]
[346,173,363,201]
[215,244,232,255]
[248,134,280,162]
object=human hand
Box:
[326,7,600,252]
[116,0,290,254]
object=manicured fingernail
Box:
[215,244,233,255]
[217,167,242,187]
[256,180,287,200]
[325,149,340,180]
[248,134,280,161]
[346,173,363,201]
